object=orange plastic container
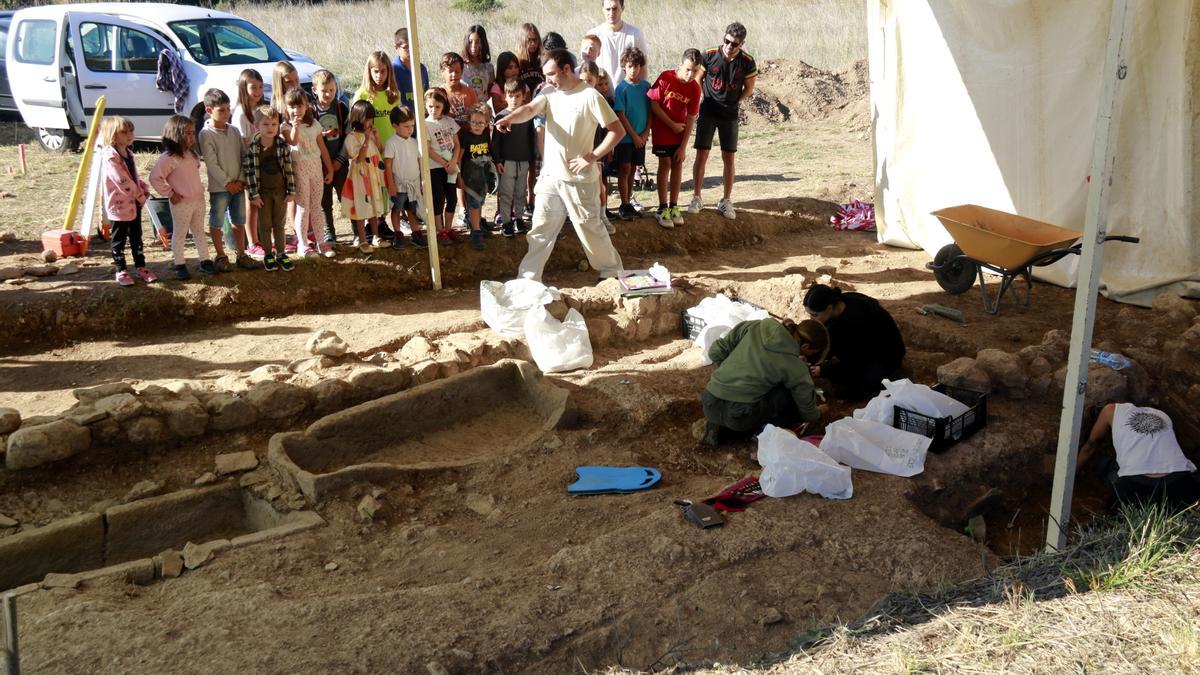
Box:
[41,229,86,257]
[931,204,1081,270]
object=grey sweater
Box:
[199,121,245,191]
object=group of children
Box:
[100,23,707,284]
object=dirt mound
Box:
[741,59,869,127]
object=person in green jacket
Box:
[700,317,829,447]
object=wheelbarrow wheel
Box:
[933,244,978,295]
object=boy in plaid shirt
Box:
[243,105,297,271]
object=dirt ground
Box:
[1,60,1198,672]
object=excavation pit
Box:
[0,482,323,591]
[269,359,569,502]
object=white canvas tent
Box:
[868,0,1200,306]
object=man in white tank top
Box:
[1078,402,1198,506]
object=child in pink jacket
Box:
[150,114,214,280]
[100,116,157,286]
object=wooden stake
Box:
[17,145,26,176]
[404,0,443,290]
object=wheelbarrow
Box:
[926,204,1138,315]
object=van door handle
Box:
[84,85,107,90]
[42,76,56,82]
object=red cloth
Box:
[702,476,766,512]
[647,69,701,146]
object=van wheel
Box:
[36,127,81,153]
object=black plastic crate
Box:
[681,297,767,340]
[892,383,987,453]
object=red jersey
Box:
[647,69,702,146]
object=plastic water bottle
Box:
[1090,348,1132,370]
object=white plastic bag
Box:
[819,417,931,477]
[480,279,559,337]
[852,392,895,424]
[882,379,969,419]
[688,295,770,365]
[756,425,853,499]
[523,307,593,373]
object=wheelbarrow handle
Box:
[1104,235,1139,244]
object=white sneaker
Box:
[372,236,392,249]
[687,195,703,214]
[654,208,674,229]
[717,198,736,221]
[671,206,685,226]
[602,213,616,235]
[629,195,642,210]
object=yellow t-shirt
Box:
[530,80,617,183]
[354,88,400,145]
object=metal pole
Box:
[1045,0,1135,552]
[404,0,443,290]
[2,592,19,675]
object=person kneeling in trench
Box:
[1076,402,1200,509]
[700,318,829,447]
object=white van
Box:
[5,2,323,152]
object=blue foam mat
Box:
[567,466,662,495]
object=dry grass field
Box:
[237,0,866,91]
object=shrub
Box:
[450,0,502,12]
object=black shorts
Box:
[652,144,680,158]
[693,114,739,153]
[613,143,645,166]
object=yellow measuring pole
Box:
[62,95,106,232]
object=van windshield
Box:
[168,18,288,65]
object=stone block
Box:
[158,398,208,438]
[0,513,105,589]
[399,336,436,363]
[976,348,1027,394]
[73,382,135,402]
[245,381,308,419]
[94,393,146,422]
[305,329,349,357]
[936,357,992,394]
[310,378,353,416]
[0,407,19,434]
[104,484,241,562]
[215,450,259,475]
[206,393,259,431]
[348,366,412,399]
[123,416,168,446]
[5,419,91,470]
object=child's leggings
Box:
[110,205,145,271]
[169,198,209,266]
[293,158,325,254]
[496,160,530,221]
[429,167,457,220]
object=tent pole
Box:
[404,0,442,290]
[1045,0,1135,552]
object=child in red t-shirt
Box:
[648,49,704,228]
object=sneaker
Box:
[174,264,190,280]
[320,243,336,258]
[700,421,722,447]
[671,206,685,226]
[358,243,373,254]
[323,226,337,244]
[136,267,158,283]
[618,204,638,221]
[246,244,266,260]
[522,206,534,221]
[470,230,485,250]
[687,195,703,214]
[198,260,219,275]
[372,235,392,249]
[278,254,295,271]
[263,253,278,272]
[284,238,297,254]
[516,219,531,234]
[717,198,737,221]
[501,221,516,238]
[377,221,396,242]
[392,233,406,248]
[654,207,674,229]
[351,236,362,248]
[455,211,468,228]
[482,219,499,234]
[115,270,135,286]
[629,195,642,210]
[410,232,428,248]
[604,208,620,221]
[602,213,617,235]
[494,213,504,228]
[437,229,455,245]
[236,254,257,270]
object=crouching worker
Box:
[1077,402,1200,509]
[803,283,905,401]
[700,318,828,447]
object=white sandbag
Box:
[523,307,593,373]
[882,379,969,419]
[756,425,853,499]
[852,392,895,424]
[819,417,930,477]
[688,295,770,365]
[480,279,559,337]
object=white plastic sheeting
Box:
[869,0,1200,305]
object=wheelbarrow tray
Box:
[932,204,1081,271]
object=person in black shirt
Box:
[460,104,497,250]
[689,21,758,222]
[803,284,906,401]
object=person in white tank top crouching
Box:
[1078,402,1199,508]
